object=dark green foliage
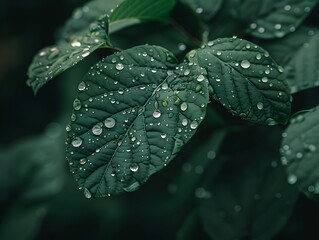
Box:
[22,0,319,239]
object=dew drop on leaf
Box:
[180,102,188,111]
[153,109,162,118]
[115,63,124,70]
[84,188,92,198]
[190,120,198,129]
[92,124,103,135]
[79,158,87,165]
[197,74,205,82]
[72,137,83,147]
[240,60,251,69]
[287,174,297,184]
[130,163,139,172]
[73,98,82,110]
[78,81,86,91]
[104,117,116,128]
[257,102,264,110]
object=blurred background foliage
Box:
[1,0,319,239]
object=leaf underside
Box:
[66,45,209,197]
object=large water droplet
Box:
[79,158,87,165]
[104,117,116,128]
[71,41,81,47]
[257,102,264,110]
[153,109,162,118]
[240,60,251,69]
[73,98,82,110]
[161,133,167,139]
[190,120,198,129]
[180,102,188,111]
[261,77,268,83]
[130,163,139,172]
[84,188,92,198]
[287,174,297,184]
[78,81,86,91]
[92,123,103,135]
[72,137,83,147]
[182,119,188,126]
[197,75,205,82]
[116,63,124,70]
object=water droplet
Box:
[161,133,167,139]
[184,69,190,76]
[82,51,90,57]
[180,102,188,111]
[197,74,205,82]
[190,121,198,129]
[78,81,86,91]
[115,63,124,70]
[196,7,203,14]
[288,174,297,184]
[278,66,284,73]
[84,188,92,198]
[66,125,71,132]
[104,117,116,128]
[256,53,262,60]
[73,98,81,110]
[153,109,162,118]
[92,124,102,135]
[182,119,188,126]
[216,51,222,56]
[178,43,186,51]
[257,102,264,110]
[162,83,169,90]
[72,137,82,147]
[262,77,268,83]
[130,163,139,172]
[240,60,251,69]
[79,158,87,165]
[207,41,214,47]
[207,150,216,159]
[71,41,81,47]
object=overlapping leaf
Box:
[200,144,299,240]
[180,0,223,21]
[61,0,124,39]
[187,37,291,125]
[27,15,110,93]
[281,107,319,201]
[230,0,318,39]
[109,0,176,33]
[66,45,209,197]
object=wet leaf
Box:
[230,0,318,39]
[27,15,110,94]
[66,45,209,197]
[109,0,176,33]
[200,143,299,240]
[281,106,319,201]
[180,0,223,21]
[61,0,124,38]
[188,37,291,125]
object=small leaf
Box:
[180,0,223,21]
[281,107,319,201]
[61,0,124,39]
[188,37,291,125]
[109,0,176,33]
[231,0,318,39]
[27,15,110,94]
[200,145,299,240]
[66,45,209,197]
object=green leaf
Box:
[66,45,209,197]
[27,15,110,94]
[109,0,176,33]
[231,0,318,39]
[281,107,319,201]
[61,0,124,39]
[285,29,319,93]
[0,125,65,240]
[187,37,291,125]
[180,0,223,21]
[200,144,299,240]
